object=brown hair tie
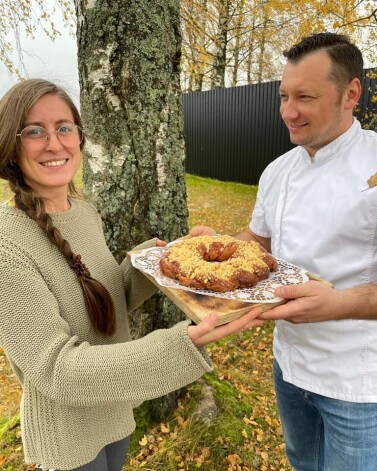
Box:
[71,254,91,277]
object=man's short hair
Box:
[284,32,364,91]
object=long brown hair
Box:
[0,79,115,335]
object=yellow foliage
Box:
[181,0,377,90]
[160,423,170,434]
[138,435,148,446]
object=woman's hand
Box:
[188,309,264,347]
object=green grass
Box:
[0,414,24,470]
[186,174,258,235]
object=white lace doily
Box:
[131,245,308,304]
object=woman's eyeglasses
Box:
[16,123,84,150]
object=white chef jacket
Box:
[250,120,377,402]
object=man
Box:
[191,32,377,470]
[243,32,377,471]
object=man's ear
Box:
[344,77,362,110]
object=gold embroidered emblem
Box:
[367,173,377,189]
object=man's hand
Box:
[157,226,216,246]
[256,281,346,324]
[188,309,264,347]
[183,225,217,239]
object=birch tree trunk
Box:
[74,0,188,418]
[231,0,245,87]
[211,0,230,88]
[181,0,209,91]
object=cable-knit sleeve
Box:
[0,242,212,407]
[120,238,159,312]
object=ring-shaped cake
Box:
[160,235,278,292]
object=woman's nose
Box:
[45,131,64,151]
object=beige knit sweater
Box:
[0,199,212,470]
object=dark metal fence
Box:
[183,68,377,185]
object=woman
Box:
[0,79,262,471]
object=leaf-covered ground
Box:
[0,174,292,470]
[186,174,258,236]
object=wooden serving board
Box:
[129,251,332,326]
[140,270,286,325]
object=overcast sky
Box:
[0,15,80,106]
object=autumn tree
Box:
[181,0,212,91]
[210,0,231,87]
[180,0,377,90]
[230,0,246,87]
[74,0,188,418]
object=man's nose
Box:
[280,99,299,120]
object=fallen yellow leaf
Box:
[160,423,170,433]
[138,435,148,446]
